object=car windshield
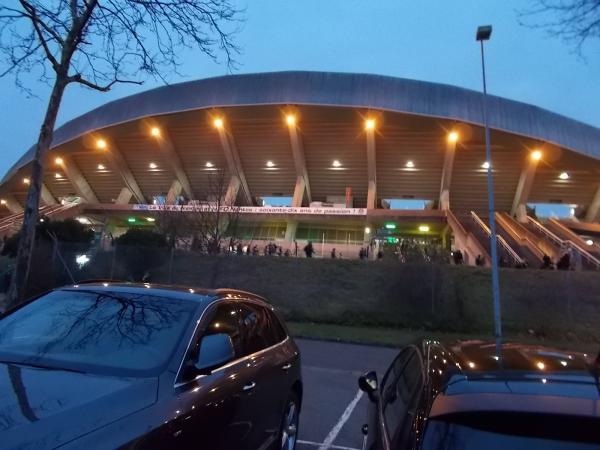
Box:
[0,289,198,377]
[422,413,600,450]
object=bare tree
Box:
[154,171,241,255]
[519,0,600,53]
[0,0,243,306]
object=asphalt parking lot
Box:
[295,339,398,450]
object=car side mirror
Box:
[196,333,235,372]
[358,370,378,394]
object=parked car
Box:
[0,282,302,450]
[359,339,600,450]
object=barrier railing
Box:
[527,216,600,270]
[470,211,525,266]
[495,212,545,261]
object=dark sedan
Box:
[0,282,302,450]
[359,339,600,449]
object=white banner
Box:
[133,204,367,216]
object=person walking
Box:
[304,241,314,258]
[331,248,337,259]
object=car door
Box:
[172,301,257,450]
[379,346,424,450]
[238,301,292,449]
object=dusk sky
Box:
[1,0,599,179]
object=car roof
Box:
[60,281,268,305]
[424,339,600,419]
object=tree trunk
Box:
[7,76,68,307]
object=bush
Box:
[114,229,168,281]
[1,217,94,258]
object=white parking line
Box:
[297,440,359,450]
[317,389,364,450]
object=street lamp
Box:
[477,25,503,355]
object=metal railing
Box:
[527,216,600,270]
[494,212,545,262]
[470,211,525,266]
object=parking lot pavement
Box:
[295,339,398,450]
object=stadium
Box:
[0,71,599,268]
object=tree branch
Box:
[68,72,143,91]
[18,0,60,70]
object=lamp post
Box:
[476,25,503,355]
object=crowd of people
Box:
[224,237,582,271]
[541,252,573,270]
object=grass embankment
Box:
[150,255,600,347]
[3,252,599,349]
[287,322,600,353]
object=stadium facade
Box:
[1,71,599,267]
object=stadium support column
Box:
[2,195,24,214]
[366,125,377,209]
[166,180,183,205]
[285,176,305,243]
[286,115,311,243]
[115,187,133,205]
[224,176,241,206]
[57,155,99,204]
[511,152,540,222]
[103,139,146,204]
[439,136,457,210]
[585,185,600,222]
[214,120,252,205]
[40,183,58,206]
[154,129,195,199]
[284,220,298,243]
[287,117,311,205]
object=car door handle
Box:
[282,363,292,370]
[243,381,256,392]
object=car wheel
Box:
[279,391,299,450]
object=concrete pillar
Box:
[115,187,133,205]
[215,122,252,205]
[166,180,183,205]
[440,139,457,210]
[511,155,540,222]
[585,185,600,223]
[366,127,377,209]
[154,129,195,199]
[292,176,306,207]
[59,155,99,203]
[40,183,58,206]
[287,117,311,204]
[102,139,145,203]
[224,175,241,206]
[284,220,298,242]
[515,203,528,223]
[1,195,23,214]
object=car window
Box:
[200,302,244,359]
[239,302,284,355]
[265,307,288,344]
[381,348,424,447]
[422,414,600,450]
[0,289,198,377]
[181,302,243,381]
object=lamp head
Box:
[476,25,492,41]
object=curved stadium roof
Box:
[1,71,599,214]
[4,71,600,181]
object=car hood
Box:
[0,362,158,450]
